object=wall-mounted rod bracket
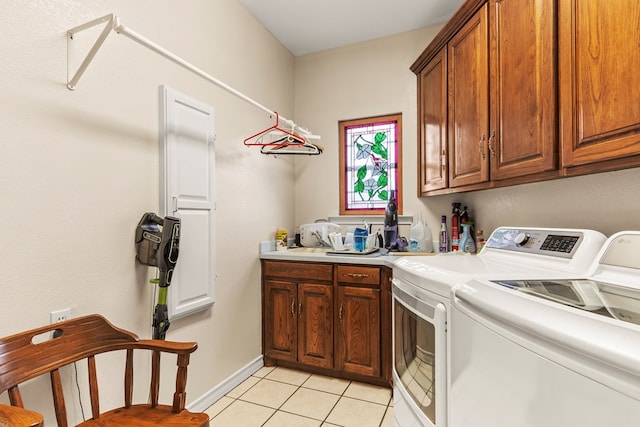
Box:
[67,14,115,91]
[66,13,320,142]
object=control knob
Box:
[514,232,531,247]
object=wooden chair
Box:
[0,314,210,427]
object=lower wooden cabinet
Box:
[263,280,333,368]
[262,260,391,386]
[263,279,297,362]
[336,285,380,377]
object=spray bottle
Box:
[439,215,448,253]
[451,203,461,251]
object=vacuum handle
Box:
[158,216,180,287]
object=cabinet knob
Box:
[347,273,369,279]
[291,300,296,316]
[339,301,344,323]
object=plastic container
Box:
[276,229,288,251]
[354,227,368,252]
[459,223,476,253]
[409,213,433,252]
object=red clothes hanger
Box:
[243,112,306,147]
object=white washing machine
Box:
[391,227,607,427]
[450,230,640,427]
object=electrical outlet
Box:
[50,308,71,324]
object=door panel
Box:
[560,0,640,167]
[448,5,490,187]
[337,286,381,377]
[298,283,333,368]
[160,85,216,319]
[419,49,448,193]
[264,280,297,361]
[490,0,557,179]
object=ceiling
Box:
[238,0,465,56]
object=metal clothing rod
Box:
[67,14,318,139]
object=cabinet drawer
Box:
[336,265,381,286]
[263,261,333,281]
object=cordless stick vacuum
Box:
[134,212,181,340]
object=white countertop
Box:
[260,247,440,266]
[260,247,396,266]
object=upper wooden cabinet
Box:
[489,0,557,180]
[559,0,640,173]
[416,0,558,195]
[447,5,490,188]
[418,48,448,193]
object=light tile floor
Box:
[205,366,394,427]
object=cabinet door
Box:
[298,283,333,369]
[448,5,490,187]
[560,0,640,168]
[264,280,297,362]
[336,286,381,377]
[418,49,448,194]
[489,0,557,180]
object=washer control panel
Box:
[486,228,583,258]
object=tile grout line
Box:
[212,368,393,426]
[258,371,352,426]
[258,377,302,426]
[211,372,267,420]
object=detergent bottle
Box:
[459,222,476,254]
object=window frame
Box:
[338,113,403,216]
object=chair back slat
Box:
[150,350,161,407]
[50,369,68,427]
[124,349,134,408]
[8,385,23,407]
[87,355,100,420]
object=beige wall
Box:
[1,0,296,419]
[293,26,640,239]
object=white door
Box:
[160,85,216,320]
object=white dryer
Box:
[450,230,640,427]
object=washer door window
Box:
[393,279,447,426]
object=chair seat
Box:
[77,404,210,427]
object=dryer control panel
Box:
[485,228,584,259]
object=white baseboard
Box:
[187,356,264,412]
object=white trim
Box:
[327,215,413,225]
[187,356,264,413]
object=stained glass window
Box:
[339,114,402,215]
